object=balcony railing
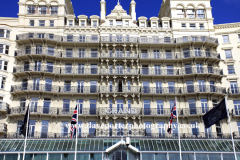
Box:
[16,33,218,45]
[229,87,240,95]
[100,69,139,75]
[100,36,138,43]
[15,48,58,57]
[8,107,99,116]
[0,103,9,111]
[4,131,232,139]
[13,66,99,75]
[182,85,227,94]
[99,86,141,93]
[11,84,100,94]
[100,52,138,58]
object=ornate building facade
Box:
[0,0,239,159]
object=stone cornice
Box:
[214,22,240,29]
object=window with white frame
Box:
[181,23,186,29]
[109,20,113,26]
[177,9,185,18]
[69,20,73,26]
[27,5,35,14]
[0,77,6,89]
[50,21,54,27]
[190,23,196,29]
[79,35,86,42]
[140,22,145,27]
[93,21,97,27]
[125,21,129,26]
[81,21,85,27]
[238,34,240,42]
[228,65,235,74]
[29,20,34,26]
[0,45,3,53]
[163,22,168,28]
[5,45,9,54]
[197,10,205,18]
[0,29,4,37]
[152,22,157,28]
[187,10,195,18]
[6,30,10,39]
[51,6,58,15]
[0,60,8,71]
[39,6,47,14]
[199,23,204,29]
[225,50,232,59]
[39,20,45,26]
[223,35,229,43]
[116,20,122,26]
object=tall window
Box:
[143,100,151,115]
[50,20,54,27]
[188,99,196,115]
[216,122,222,137]
[89,121,96,136]
[47,47,54,56]
[27,5,35,14]
[187,10,195,18]
[168,82,175,93]
[109,99,112,109]
[142,81,149,93]
[90,81,97,93]
[237,122,240,134]
[223,35,229,43]
[195,48,201,57]
[186,81,194,93]
[63,99,70,113]
[64,81,71,92]
[196,63,203,73]
[177,10,185,18]
[144,122,151,136]
[66,48,73,57]
[79,35,86,42]
[128,100,131,110]
[77,81,84,93]
[155,65,161,75]
[157,100,163,115]
[198,80,205,92]
[117,100,123,111]
[77,99,83,114]
[51,6,58,15]
[230,81,238,94]
[225,50,232,59]
[90,100,97,115]
[79,49,85,57]
[201,99,208,113]
[167,65,173,75]
[61,122,68,137]
[172,122,178,137]
[45,79,52,92]
[158,122,165,137]
[65,63,72,74]
[43,99,51,114]
[46,62,53,72]
[91,49,98,57]
[156,81,162,93]
[41,120,49,138]
[20,98,26,110]
[30,98,38,113]
[234,100,240,115]
[228,65,235,74]
[191,121,199,136]
[39,6,47,14]
[29,120,36,137]
[17,120,23,135]
[197,10,205,18]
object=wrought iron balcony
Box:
[99,86,141,93]
[60,50,99,58]
[140,52,178,59]
[100,36,138,43]
[8,107,98,116]
[182,85,227,94]
[62,36,99,43]
[100,69,139,75]
[13,66,99,75]
[180,51,220,59]
[16,33,61,41]
[11,84,100,94]
[139,37,176,44]
[182,67,223,75]
[228,87,240,95]
[140,68,181,76]
[176,36,218,44]
[100,52,138,58]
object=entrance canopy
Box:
[105,140,139,153]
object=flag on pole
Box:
[167,101,177,134]
[71,105,78,139]
[20,105,30,137]
[203,98,227,128]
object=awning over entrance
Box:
[0,139,239,153]
[105,140,139,153]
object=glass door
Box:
[157,100,163,115]
[188,99,196,115]
[33,78,40,91]
[143,81,150,93]
[41,120,49,138]
[45,79,52,92]
[230,82,238,94]
[43,99,51,114]
[29,120,36,138]
[78,64,84,74]
[186,81,194,93]
[201,99,208,114]
[155,65,161,75]
[156,81,162,93]
[158,122,165,137]
[196,63,203,73]
[77,81,84,93]
[77,99,83,115]
[117,122,124,136]
[198,80,205,92]
[144,122,152,137]
[143,100,150,115]
[34,61,41,71]
[117,100,123,112]
[116,64,123,74]
[30,98,38,113]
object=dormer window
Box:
[125,21,129,26]
[163,22,168,28]
[152,22,157,28]
[93,21,97,27]
[51,6,58,15]
[110,20,113,26]
[81,21,85,27]
[197,10,205,18]
[116,20,122,26]
[69,20,73,26]
[39,6,47,15]
[140,22,145,27]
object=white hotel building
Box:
[0,0,239,159]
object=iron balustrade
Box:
[100,52,138,58]
[15,48,58,57]
[16,33,61,41]
[183,67,223,75]
[100,36,138,43]
[176,36,218,44]
[99,86,141,93]
[139,37,176,44]
[141,68,181,76]
[100,69,139,75]
[182,85,227,94]
[229,87,240,94]
[59,50,99,58]
[61,36,99,43]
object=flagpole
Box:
[175,97,182,160]
[23,103,30,160]
[225,96,237,160]
[74,103,79,160]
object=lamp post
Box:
[126,136,130,160]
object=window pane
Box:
[33,154,47,160]
[155,153,167,160]
[5,154,18,160]
[169,153,180,160]
[196,154,208,160]
[48,154,61,160]
[208,154,221,160]
[223,154,235,160]
[142,153,154,160]
[182,153,194,160]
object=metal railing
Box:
[100,52,138,58]
[15,48,59,57]
[228,87,240,94]
[16,33,218,45]
[100,69,139,75]
[3,131,232,139]
[182,85,227,94]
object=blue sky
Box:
[0,0,239,24]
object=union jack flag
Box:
[71,105,78,139]
[167,101,177,134]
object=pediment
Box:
[106,3,130,19]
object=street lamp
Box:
[126,137,130,160]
